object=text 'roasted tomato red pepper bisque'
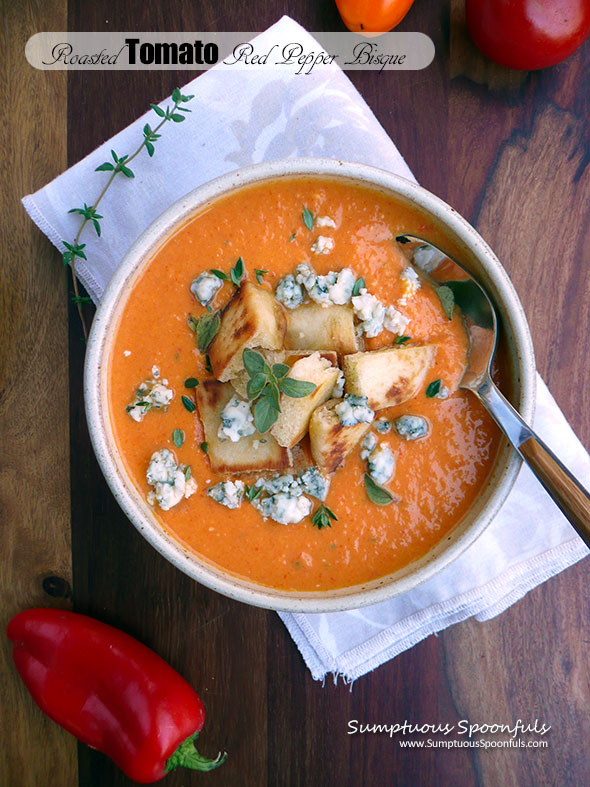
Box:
[7,608,226,783]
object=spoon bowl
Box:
[397,234,590,547]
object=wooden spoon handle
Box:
[518,436,590,546]
[476,380,590,547]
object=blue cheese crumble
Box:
[384,305,410,336]
[126,374,174,422]
[253,493,312,525]
[331,369,345,399]
[394,415,429,440]
[206,480,245,509]
[255,474,301,496]
[146,449,197,511]
[361,435,395,485]
[352,288,410,338]
[374,418,392,434]
[412,245,446,274]
[335,394,375,427]
[190,271,223,306]
[310,235,335,255]
[367,444,395,486]
[298,467,330,501]
[249,468,328,524]
[397,267,421,306]
[316,215,337,228]
[360,433,378,459]
[217,395,256,442]
[351,290,385,337]
[275,274,304,310]
[288,263,356,308]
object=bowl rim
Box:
[84,158,536,613]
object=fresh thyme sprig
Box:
[242,348,317,432]
[311,503,337,530]
[62,87,195,340]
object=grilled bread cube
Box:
[270,353,340,448]
[196,379,291,474]
[343,345,436,410]
[230,350,338,399]
[309,399,371,473]
[209,282,287,382]
[285,303,358,354]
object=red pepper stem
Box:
[165,732,227,774]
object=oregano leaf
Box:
[196,312,220,353]
[364,474,396,505]
[436,285,455,320]
[279,378,317,398]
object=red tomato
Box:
[466,0,590,70]
[335,0,415,33]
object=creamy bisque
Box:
[109,177,501,591]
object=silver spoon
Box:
[396,234,590,547]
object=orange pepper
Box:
[335,0,415,33]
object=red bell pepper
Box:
[7,608,226,783]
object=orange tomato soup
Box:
[109,177,501,591]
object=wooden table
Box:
[3,2,590,785]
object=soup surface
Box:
[109,176,501,591]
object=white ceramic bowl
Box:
[85,159,535,612]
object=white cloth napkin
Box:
[23,16,589,682]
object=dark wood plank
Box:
[0,1,76,785]
[440,36,590,784]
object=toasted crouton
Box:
[196,379,291,474]
[309,399,371,473]
[270,353,340,448]
[285,304,358,354]
[209,282,287,382]
[230,350,338,399]
[343,345,436,410]
[266,350,339,367]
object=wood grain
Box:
[0,1,75,785]
[5,0,590,784]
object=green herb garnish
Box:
[210,269,229,281]
[312,504,338,530]
[302,207,314,231]
[289,232,296,242]
[184,466,192,480]
[278,377,317,398]
[181,395,196,413]
[63,89,193,341]
[364,474,396,506]
[173,428,184,447]
[245,484,262,502]
[68,204,103,237]
[352,277,365,297]
[196,311,220,353]
[230,257,244,287]
[436,285,455,320]
[184,377,199,388]
[426,379,442,398]
[200,441,208,454]
[187,314,199,333]
[394,335,411,345]
[242,348,317,433]
[255,269,268,284]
